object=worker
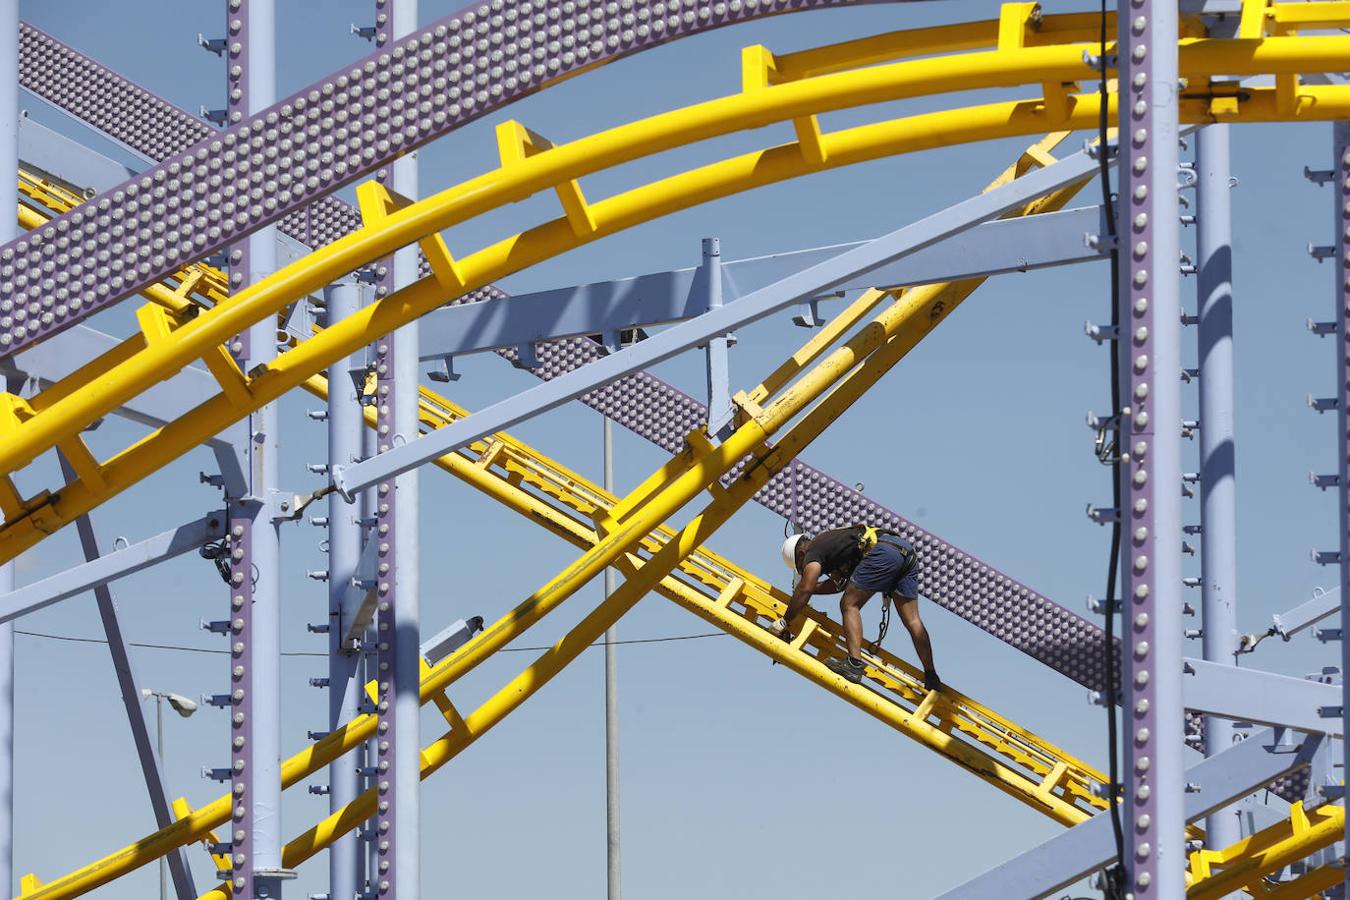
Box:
[770,526,940,690]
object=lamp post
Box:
[141,689,197,900]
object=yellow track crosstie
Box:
[13,127,1316,900]
[5,18,1350,567]
[21,134,1100,898]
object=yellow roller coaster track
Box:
[13,126,1091,899]
[13,143,1315,899]
[4,11,1350,569]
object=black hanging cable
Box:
[1097,3,1128,897]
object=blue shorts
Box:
[849,539,919,598]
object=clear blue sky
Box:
[9,1,1341,897]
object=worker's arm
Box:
[782,560,823,628]
[811,576,845,595]
[894,594,940,689]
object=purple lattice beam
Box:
[1,0,914,356]
[20,20,1116,694]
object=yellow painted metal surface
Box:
[4,22,1350,569]
[8,5,1350,894]
[1188,801,1345,899]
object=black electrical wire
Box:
[1097,4,1127,897]
[12,627,731,657]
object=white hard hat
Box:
[781,533,806,571]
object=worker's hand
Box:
[923,669,942,692]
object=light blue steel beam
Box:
[323,281,364,900]
[937,728,1326,900]
[331,143,1106,499]
[10,324,247,496]
[0,511,227,624]
[410,206,1105,362]
[1196,122,1241,850]
[1268,588,1340,641]
[1182,658,1342,735]
[701,237,732,436]
[17,115,135,195]
[57,454,197,900]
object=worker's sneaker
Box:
[825,656,866,684]
[766,616,789,637]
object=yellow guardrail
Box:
[20,133,1089,898]
[1188,800,1345,899]
[3,14,1350,568]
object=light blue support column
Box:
[326,282,365,900]
[233,0,286,896]
[1117,1,1185,896]
[1332,119,1350,869]
[1195,124,1241,851]
[0,1,16,893]
[384,1,422,894]
[702,238,731,435]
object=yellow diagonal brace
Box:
[170,797,231,875]
[495,120,598,235]
[1239,0,1271,38]
[55,436,105,492]
[997,2,1041,51]
[200,345,254,407]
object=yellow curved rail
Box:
[21,133,1089,899]
[1188,801,1345,899]
[3,23,1350,566]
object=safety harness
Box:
[852,525,921,652]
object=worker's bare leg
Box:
[839,584,874,660]
[895,594,935,674]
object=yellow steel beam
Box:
[1188,801,1345,899]
[25,135,1092,900]
[190,163,1048,899]
[4,29,1350,569]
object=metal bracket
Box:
[196,34,226,55]
[1306,165,1337,186]
[1312,472,1341,490]
[1308,319,1339,337]
[1084,321,1119,344]
[1312,550,1343,566]
[1309,243,1337,263]
[199,106,227,126]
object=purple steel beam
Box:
[0,0,907,357]
[20,23,1116,693]
[1117,1,1185,896]
[372,331,399,897]
[227,507,258,899]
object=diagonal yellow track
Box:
[4,14,1350,567]
[20,133,1092,898]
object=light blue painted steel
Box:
[938,729,1326,900]
[57,454,198,899]
[0,6,17,893]
[12,324,247,495]
[1332,117,1350,870]
[1181,658,1341,735]
[0,512,227,623]
[331,144,1104,498]
[1196,123,1242,851]
[412,207,1105,362]
[324,281,364,900]
[1270,588,1340,640]
[17,115,135,193]
[701,237,732,435]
